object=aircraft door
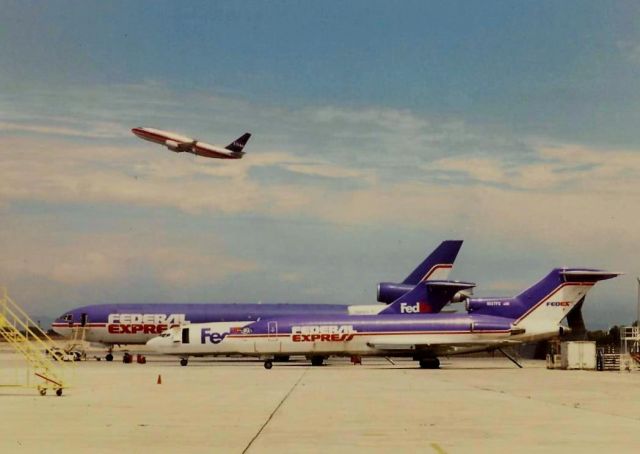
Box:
[267,321,278,341]
[181,328,190,344]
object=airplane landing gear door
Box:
[267,321,278,341]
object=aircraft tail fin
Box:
[225,133,251,153]
[402,240,463,284]
[512,268,620,325]
[381,280,475,315]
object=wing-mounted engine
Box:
[165,140,183,152]
[165,140,195,153]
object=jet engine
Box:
[165,140,183,152]
[378,283,473,305]
[376,282,415,304]
[451,289,473,304]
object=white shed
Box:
[560,341,596,370]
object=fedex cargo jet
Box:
[147,268,619,369]
[132,127,251,159]
[52,241,463,359]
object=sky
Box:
[1,1,639,328]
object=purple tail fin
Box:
[381,280,475,315]
[402,240,463,284]
[468,268,620,322]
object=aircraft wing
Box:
[172,140,197,152]
[367,340,521,356]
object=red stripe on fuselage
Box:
[192,145,236,159]
[422,264,453,281]
[132,129,174,145]
[51,322,107,328]
[228,330,510,339]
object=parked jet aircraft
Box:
[52,240,463,359]
[131,127,251,159]
[147,268,619,369]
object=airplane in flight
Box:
[147,268,620,368]
[131,127,251,159]
[52,240,464,360]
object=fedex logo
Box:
[107,313,187,335]
[400,302,431,314]
[201,327,228,344]
[546,301,572,307]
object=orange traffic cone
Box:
[157,374,162,385]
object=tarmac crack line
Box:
[242,369,308,454]
[459,381,640,423]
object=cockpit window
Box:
[62,314,73,321]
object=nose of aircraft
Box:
[146,336,159,348]
[146,335,167,351]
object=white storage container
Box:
[560,341,596,370]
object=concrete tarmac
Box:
[1,348,640,453]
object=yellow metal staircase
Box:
[0,288,69,396]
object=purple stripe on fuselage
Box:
[240,313,513,335]
[53,303,351,325]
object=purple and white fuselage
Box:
[52,241,464,347]
[147,268,619,368]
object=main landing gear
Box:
[180,358,188,367]
[418,358,440,369]
[263,360,273,370]
[310,356,324,367]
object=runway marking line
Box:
[242,369,308,454]
[431,442,448,454]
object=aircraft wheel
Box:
[419,358,440,369]
[106,353,114,362]
[264,360,273,370]
[310,356,324,367]
[39,387,46,396]
[180,358,188,367]
[56,388,63,397]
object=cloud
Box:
[0,120,128,139]
[1,84,639,324]
[617,40,640,65]
[425,142,640,193]
[0,217,258,289]
[2,111,639,257]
